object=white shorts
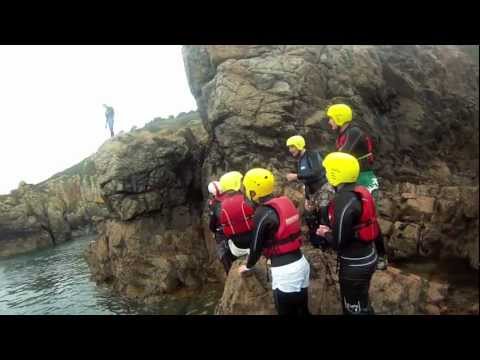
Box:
[271,255,310,293]
[228,239,250,258]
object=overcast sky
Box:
[0,45,197,195]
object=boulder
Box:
[378,218,394,237]
[405,195,436,219]
[388,222,420,258]
[84,118,211,301]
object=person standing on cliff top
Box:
[316,152,379,315]
[285,135,335,249]
[103,104,115,138]
[325,103,388,270]
[238,168,311,316]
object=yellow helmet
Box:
[322,152,360,187]
[242,168,275,202]
[219,171,243,192]
[326,104,353,127]
[286,135,306,151]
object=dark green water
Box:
[0,236,222,315]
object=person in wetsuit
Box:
[326,103,387,270]
[238,168,311,316]
[316,152,380,315]
[285,135,334,249]
[207,180,236,274]
[209,171,254,273]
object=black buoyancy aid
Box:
[327,186,380,243]
[219,193,255,237]
[336,126,375,165]
[263,196,303,258]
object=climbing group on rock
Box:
[207,103,386,316]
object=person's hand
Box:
[238,264,252,276]
[286,173,298,182]
[316,225,331,237]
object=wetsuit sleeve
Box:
[297,151,325,182]
[338,126,363,153]
[208,202,221,233]
[246,207,277,269]
[330,195,360,250]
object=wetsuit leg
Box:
[339,260,376,315]
[339,277,374,315]
[215,234,236,274]
[224,248,237,274]
[374,233,386,258]
[297,287,311,316]
[220,254,232,274]
[273,288,311,316]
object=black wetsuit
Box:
[322,184,378,315]
[296,150,329,249]
[246,196,310,316]
[336,124,373,171]
[336,124,386,258]
[296,149,327,199]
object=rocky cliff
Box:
[181,45,478,314]
[85,45,478,313]
[0,156,107,257]
[0,112,204,258]
[182,45,479,269]
[84,112,216,303]
[3,46,477,314]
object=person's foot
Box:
[376,256,388,270]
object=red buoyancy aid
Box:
[335,131,347,150]
[327,186,380,243]
[262,196,303,258]
[336,126,375,165]
[219,193,255,237]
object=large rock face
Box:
[180,45,479,314]
[84,113,214,301]
[85,213,208,303]
[378,183,479,269]
[183,45,479,269]
[183,45,478,181]
[94,127,204,222]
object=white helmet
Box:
[207,181,222,197]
